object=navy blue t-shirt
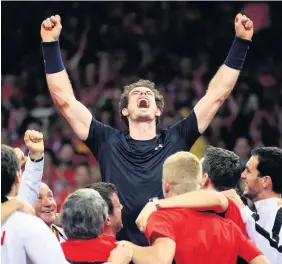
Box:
[84,110,200,246]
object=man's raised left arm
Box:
[17,130,44,205]
[194,13,254,133]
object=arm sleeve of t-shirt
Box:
[83,117,119,159]
[145,211,177,245]
[224,198,248,237]
[23,215,68,264]
[169,110,201,150]
[237,225,263,262]
[17,155,44,206]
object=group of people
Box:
[1,12,282,264]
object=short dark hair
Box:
[119,79,164,129]
[203,146,241,191]
[1,145,19,197]
[251,147,282,194]
[84,182,118,214]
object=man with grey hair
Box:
[61,189,132,263]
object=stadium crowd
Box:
[1,1,282,264]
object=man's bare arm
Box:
[1,199,22,225]
[249,256,271,264]
[1,199,35,225]
[159,190,228,212]
[136,190,228,232]
[46,71,92,140]
[41,15,92,141]
[119,238,175,264]
[194,13,253,133]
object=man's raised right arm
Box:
[41,15,92,141]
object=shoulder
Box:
[225,197,240,214]
[90,118,121,134]
[2,211,23,229]
[148,208,188,225]
[3,213,47,234]
[19,214,54,237]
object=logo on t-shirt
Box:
[155,144,163,150]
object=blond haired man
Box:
[120,152,270,264]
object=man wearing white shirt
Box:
[226,147,282,264]
[1,143,67,263]
[1,130,45,224]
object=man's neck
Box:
[7,186,17,198]
[253,191,281,202]
[204,184,216,191]
[165,191,178,199]
[128,120,157,140]
[101,227,116,238]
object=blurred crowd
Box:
[1,1,282,204]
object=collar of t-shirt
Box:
[61,235,117,262]
[241,197,280,223]
[254,198,280,212]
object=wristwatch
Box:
[149,197,160,209]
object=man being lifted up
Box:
[40,13,254,245]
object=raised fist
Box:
[41,15,62,42]
[235,13,254,41]
[24,130,44,160]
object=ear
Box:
[15,171,20,184]
[122,108,129,117]
[262,176,272,189]
[156,108,161,117]
[105,216,111,226]
[200,173,209,188]
[163,179,171,194]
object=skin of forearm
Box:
[207,65,240,102]
[131,244,169,264]
[159,190,228,213]
[46,70,75,108]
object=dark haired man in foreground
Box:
[41,13,253,245]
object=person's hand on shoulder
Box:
[108,242,133,264]
[221,189,245,209]
[136,201,158,232]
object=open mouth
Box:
[138,99,149,109]
[41,210,54,214]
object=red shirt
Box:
[61,235,117,263]
[145,208,262,264]
[224,197,248,237]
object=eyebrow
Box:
[131,88,152,94]
[245,165,250,172]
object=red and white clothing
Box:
[2,155,67,263]
[145,208,263,264]
[1,208,68,264]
